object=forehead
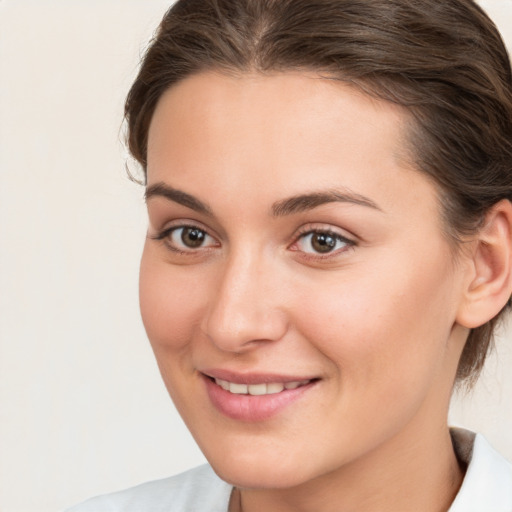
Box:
[146,71,435,218]
[147,71,410,163]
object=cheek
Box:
[293,250,458,390]
[139,246,205,353]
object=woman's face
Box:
[140,72,469,488]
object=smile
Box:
[214,378,311,395]
[204,373,319,421]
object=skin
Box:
[140,71,478,512]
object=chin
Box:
[203,444,321,489]
[214,463,313,490]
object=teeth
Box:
[248,383,267,396]
[266,383,285,394]
[229,383,248,394]
[214,378,309,395]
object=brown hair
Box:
[125,0,512,384]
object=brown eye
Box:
[154,225,217,252]
[310,232,337,253]
[295,230,353,255]
[181,227,206,248]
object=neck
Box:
[231,423,464,512]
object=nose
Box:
[202,250,288,353]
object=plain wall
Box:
[0,1,511,511]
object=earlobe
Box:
[457,199,512,329]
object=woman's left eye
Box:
[293,230,353,255]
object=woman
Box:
[68,0,512,510]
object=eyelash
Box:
[150,224,356,259]
[290,227,356,261]
[150,224,218,255]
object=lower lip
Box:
[204,376,317,422]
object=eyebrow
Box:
[145,183,212,215]
[145,182,381,217]
[271,189,382,216]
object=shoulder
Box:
[450,428,512,512]
[64,464,233,512]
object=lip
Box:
[201,370,319,422]
[202,368,317,385]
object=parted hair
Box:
[125,0,512,384]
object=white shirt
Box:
[65,429,512,512]
[449,429,512,512]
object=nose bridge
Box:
[203,245,287,351]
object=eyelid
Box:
[149,218,215,238]
[289,224,357,258]
[149,221,220,254]
[292,223,356,243]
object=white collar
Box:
[449,428,512,511]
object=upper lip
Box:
[201,369,318,385]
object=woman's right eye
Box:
[152,225,218,253]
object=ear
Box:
[456,199,512,329]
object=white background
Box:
[0,1,511,511]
